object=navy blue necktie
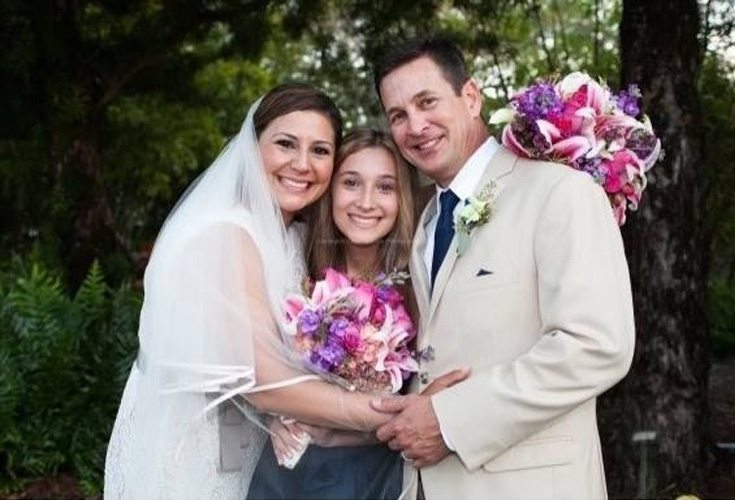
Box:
[431,189,460,288]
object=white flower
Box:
[454,179,498,255]
[488,107,517,125]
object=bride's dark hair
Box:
[253,83,343,147]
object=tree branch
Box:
[97,3,269,110]
[531,1,555,72]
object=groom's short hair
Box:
[373,36,469,99]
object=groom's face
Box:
[379,56,482,187]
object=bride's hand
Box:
[420,367,471,397]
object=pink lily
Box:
[550,135,593,162]
[324,267,351,292]
[284,294,305,322]
[557,73,609,113]
[596,114,641,137]
[353,282,376,321]
[603,150,642,193]
[383,352,419,393]
[373,307,398,371]
[536,119,562,144]
[611,194,628,225]
[501,125,533,157]
[640,138,661,171]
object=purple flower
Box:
[376,286,391,303]
[626,128,658,161]
[575,156,606,185]
[531,129,550,152]
[298,308,323,336]
[328,317,350,338]
[510,118,549,156]
[376,286,402,307]
[614,85,641,117]
[310,340,347,372]
[513,82,563,121]
[328,317,362,352]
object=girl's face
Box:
[259,110,336,224]
[332,147,400,247]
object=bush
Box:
[711,278,735,358]
[0,259,140,495]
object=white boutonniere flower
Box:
[454,180,498,256]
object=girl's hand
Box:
[268,417,310,466]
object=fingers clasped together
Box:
[371,367,470,468]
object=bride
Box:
[104,83,465,499]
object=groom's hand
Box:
[372,394,448,468]
[370,367,470,468]
[421,367,471,397]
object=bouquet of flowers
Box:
[283,268,418,394]
[489,72,662,225]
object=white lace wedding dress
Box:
[104,219,307,500]
[104,96,309,499]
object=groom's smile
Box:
[412,135,445,156]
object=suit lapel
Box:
[427,146,518,321]
[410,195,436,325]
[475,146,517,200]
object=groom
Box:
[371,37,635,499]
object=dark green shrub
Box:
[0,260,140,495]
[711,278,735,358]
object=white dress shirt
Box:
[423,137,499,277]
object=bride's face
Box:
[259,110,336,224]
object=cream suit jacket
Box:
[404,146,635,500]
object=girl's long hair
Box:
[305,129,418,280]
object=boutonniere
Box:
[454,179,498,256]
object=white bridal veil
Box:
[105,96,404,500]
[105,98,320,498]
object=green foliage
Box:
[701,55,735,275]
[700,53,735,359]
[0,0,282,282]
[104,94,226,241]
[439,0,622,101]
[194,57,275,132]
[0,259,140,495]
[711,278,735,358]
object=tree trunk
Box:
[600,1,710,497]
[65,124,131,286]
[27,1,130,286]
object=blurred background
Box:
[0,0,733,498]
